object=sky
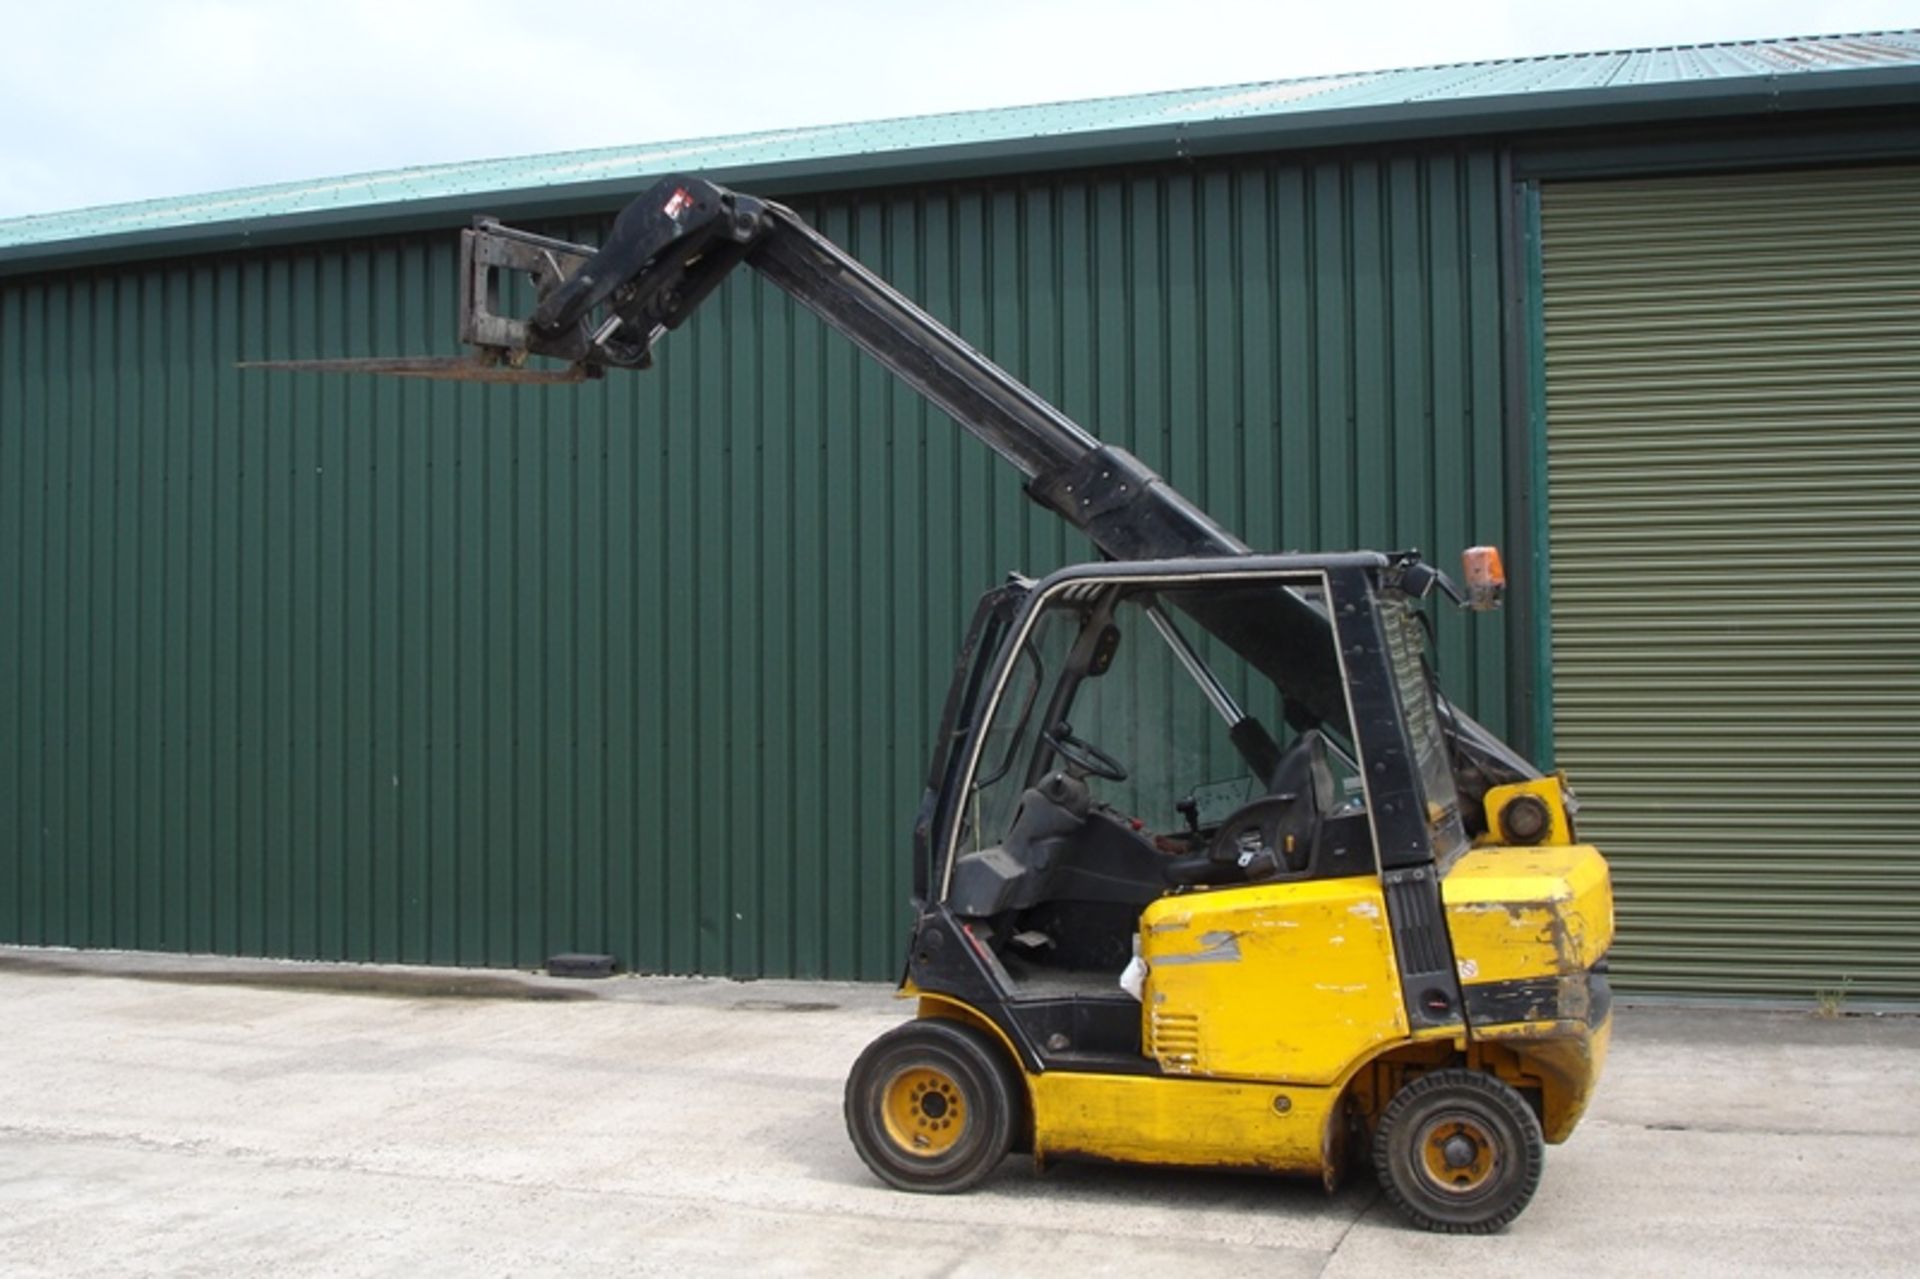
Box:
[1,0,1915,220]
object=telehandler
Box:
[260,175,1613,1233]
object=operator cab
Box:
[942,569,1373,989]
[917,555,1471,1066]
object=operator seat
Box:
[1163,731,1335,887]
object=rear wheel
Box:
[1372,1068,1544,1233]
[844,1019,1019,1193]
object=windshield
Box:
[1378,594,1469,861]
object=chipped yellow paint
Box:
[1476,1013,1613,1143]
[1029,1070,1335,1175]
[1442,845,1613,986]
[1139,877,1407,1085]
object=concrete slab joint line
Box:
[3,946,1919,1277]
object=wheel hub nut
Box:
[1442,1134,1478,1169]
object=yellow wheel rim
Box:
[880,1065,967,1157]
[1416,1115,1498,1195]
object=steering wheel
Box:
[1041,721,1128,782]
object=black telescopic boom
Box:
[505,175,1535,799]
[524,177,1248,556]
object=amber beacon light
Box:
[1461,546,1506,612]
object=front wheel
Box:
[844,1019,1019,1193]
[1372,1068,1545,1233]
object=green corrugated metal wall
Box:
[0,149,1512,978]
[1543,164,1920,1001]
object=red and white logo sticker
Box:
[663,187,694,220]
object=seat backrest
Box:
[1163,731,1331,886]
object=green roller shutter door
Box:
[1541,164,1920,1002]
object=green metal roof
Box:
[5,28,1919,271]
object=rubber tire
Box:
[844,1018,1019,1193]
[1372,1068,1545,1234]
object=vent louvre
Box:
[1149,1010,1201,1072]
[1386,876,1447,976]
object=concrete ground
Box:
[2,947,1916,1278]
